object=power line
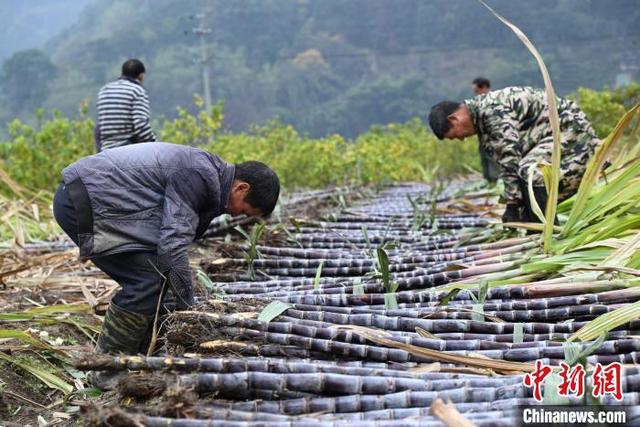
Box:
[191,13,212,110]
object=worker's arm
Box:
[131,90,157,143]
[157,169,209,309]
[481,108,523,204]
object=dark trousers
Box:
[479,144,499,184]
[53,183,165,316]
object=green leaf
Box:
[513,323,524,344]
[562,340,581,366]
[26,304,91,315]
[0,352,73,394]
[257,301,292,323]
[0,329,68,360]
[542,372,570,405]
[352,278,365,295]
[376,247,392,292]
[384,293,398,310]
[569,301,640,342]
[478,0,562,253]
[471,303,485,322]
[439,288,461,306]
[564,335,606,366]
[562,104,640,236]
[196,269,215,290]
[361,225,372,255]
[477,279,489,304]
[313,261,324,290]
[233,225,250,240]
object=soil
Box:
[0,187,337,426]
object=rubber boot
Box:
[137,314,168,356]
[137,287,174,356]
[87,302,154,391]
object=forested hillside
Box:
[1,0,639,137]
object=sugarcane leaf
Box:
[563,104,640,236]
[376,247,391,292]
[0,313,35,321]
[361,225,372,255]
[543,372,570,405]
[0,329,69,359]
[513,323,524,344]
[196,269,214,289]
[0,352,73,394]
[527,163,547,224]
[352,278,365,295]
[477,280,489,304]
[562,341,581,366]
[601,232,640,268]
[338,324,535,373]
[565,334,606,367]
[312,261,324,290]
[233,225,250,240]
[257,301,292,323]
[569,300,640,342]
[439,288,461,306]
[478,0,561,253]
[415,326,441,340]
[471,303,485,322]
[468,290,478,304]
[384,293,398,310]
[431,397,475,427]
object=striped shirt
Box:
[96,77,157,151]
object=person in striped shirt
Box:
[95,59,157,151]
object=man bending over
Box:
[428,86,600,223]
[53,142,280,388]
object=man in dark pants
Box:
[471,77,500,184]
[53,142,280,389]
[428,87,600,224]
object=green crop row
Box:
[1,84,637,195]
[0,100,477,194]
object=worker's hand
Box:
[502,204,522,223]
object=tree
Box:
[1,49,57,113]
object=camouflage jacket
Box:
[466,86,597,203]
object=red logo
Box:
[523,361,623,402]
[523,360,552,401]
[558,362,585,397]
[592,362,623,401]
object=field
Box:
[2,107,640,425]
[1,60,640,427]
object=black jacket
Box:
[62,142,235,308]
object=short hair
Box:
[235,161,280,216]
[472,77,491,89]
[122,59,146,79]
[428,101,462,140]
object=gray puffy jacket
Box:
[62,142,235,308]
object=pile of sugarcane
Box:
[75,172,640,426]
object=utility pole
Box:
[192,13,212,110]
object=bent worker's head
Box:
[122,59,146,83]
[227,161,280,217]
[472,77,491,95]
[428,101,477,141]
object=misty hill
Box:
[2,0,639,137]
[0,0,91,62]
